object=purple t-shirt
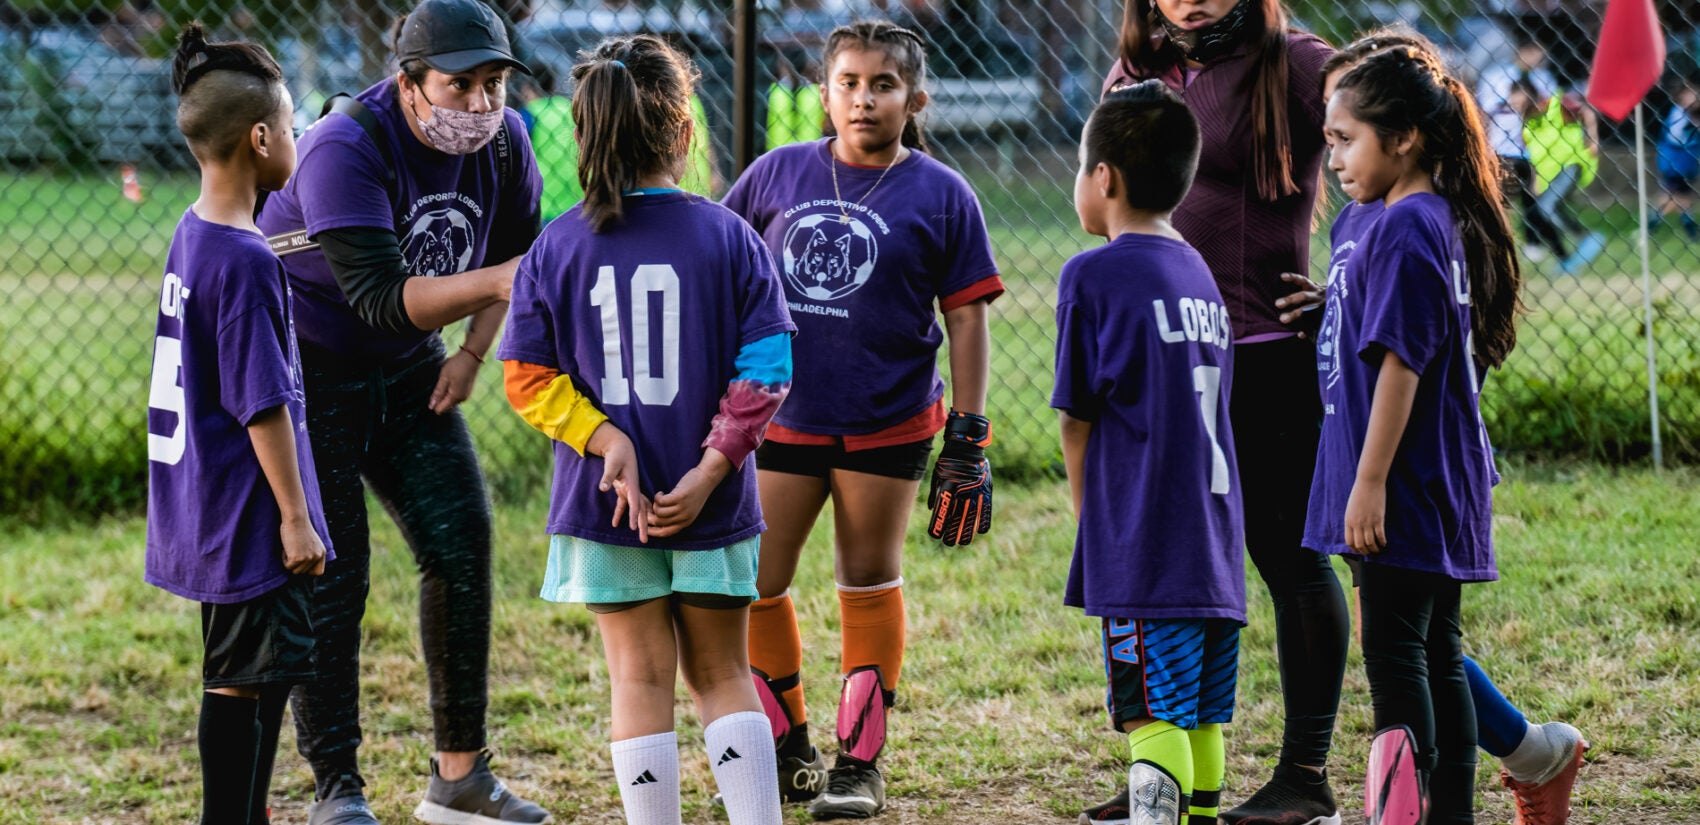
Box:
[257,79,543,363]
[1303,195,1497,581]
[499,193,795,549]
[146,210,333,604]
[1103,33,1334,342]
[723,139,999,434]
[1052,234,1246,621]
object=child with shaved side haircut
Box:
[148,22,331,825]
[1056,80,1245,825]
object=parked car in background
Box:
[0,25,184,168]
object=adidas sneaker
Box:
[412,751,551,825]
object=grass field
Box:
[4,164,1700,518]
[0,463,1696,823]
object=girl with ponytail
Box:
[1304,44,1522,824]
[499,33,794,825]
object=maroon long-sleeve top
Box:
[1103,32,1334,343]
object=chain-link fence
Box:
[2,0,1698,517]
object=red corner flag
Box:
[1586,0,1665,121]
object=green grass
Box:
[0,465,1696,823]
[4,163,1700,518]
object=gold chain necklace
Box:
[829,138,902,224]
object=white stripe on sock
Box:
[705,711,782,825]
[835,578,903,593]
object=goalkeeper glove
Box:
[927,410,993,546]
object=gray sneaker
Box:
[309,776,380,825]
[412,752,551,825]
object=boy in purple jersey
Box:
[722,22,1002,816]
[1055,80,1245,825]
[1308,46,1525,824]
[499,36,793,825]
[147,25,330,825]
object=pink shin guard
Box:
[751,668,795,742]
[836,666,891,763]
[1366,725,1429,825]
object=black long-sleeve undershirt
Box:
[312,210,539,335]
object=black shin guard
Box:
[248,685,293,824]
[200,692,262,825]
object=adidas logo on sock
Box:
[631,770,658,786]
[717,747,742,766]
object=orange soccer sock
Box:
[838,580,907,690]
[749,594,807,734]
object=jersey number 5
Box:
[148,336,186,465]
[590,264,680,406]
[1193,365,1231,495]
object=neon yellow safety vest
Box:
[681,95,716,196]
[1524,96,1597,192]
[767,82,824,149]
[526,96,581,221]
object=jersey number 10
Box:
[590,264,681,406]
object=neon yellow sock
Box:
[1187,724,1225,823]
[1128,721,1193,809]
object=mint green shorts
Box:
[541,534,761,606]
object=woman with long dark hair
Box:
[1086,2,1349,824]
[253,0,550,822]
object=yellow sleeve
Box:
[503,360,609,455]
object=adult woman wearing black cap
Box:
[255,0,548,822]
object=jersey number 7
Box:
[1193,365,1230,495]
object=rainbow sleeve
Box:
[503,360,609,456]
[703,333,792,468]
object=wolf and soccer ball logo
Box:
[1316,240,1353,391]
[401,208,475,279]
[781,213,878,301]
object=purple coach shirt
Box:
[1304,195,1497,581]
[257,78,542,363]
[1104,33,1333,342]
[723,139,999,434]
[1053,234,1246,620]
[499,193,794,549]
[146,210,333,603]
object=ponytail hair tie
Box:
[610,59,626,68]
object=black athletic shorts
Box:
[754,437,933,481]
[201,574,316,689]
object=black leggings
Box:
[1230,337,1350,769]
[1359,563,1476,825]
[1506,156,1567,258]
[292,339,493,796]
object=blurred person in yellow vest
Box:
[681,94,723,196]
[767,55,823,149]
[520,65,582,222]
[1522,85,1603,275]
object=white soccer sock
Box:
[1502,722,1579,785]
[705,711,782,825]
[611,731,681,825]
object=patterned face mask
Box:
[1155,0,1258,64]
[413,86,503,155]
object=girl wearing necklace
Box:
[723,19,1003,820]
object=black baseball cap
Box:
[397,0,531,75]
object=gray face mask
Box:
[413,86,503,155]
[1156,0,1258,63]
